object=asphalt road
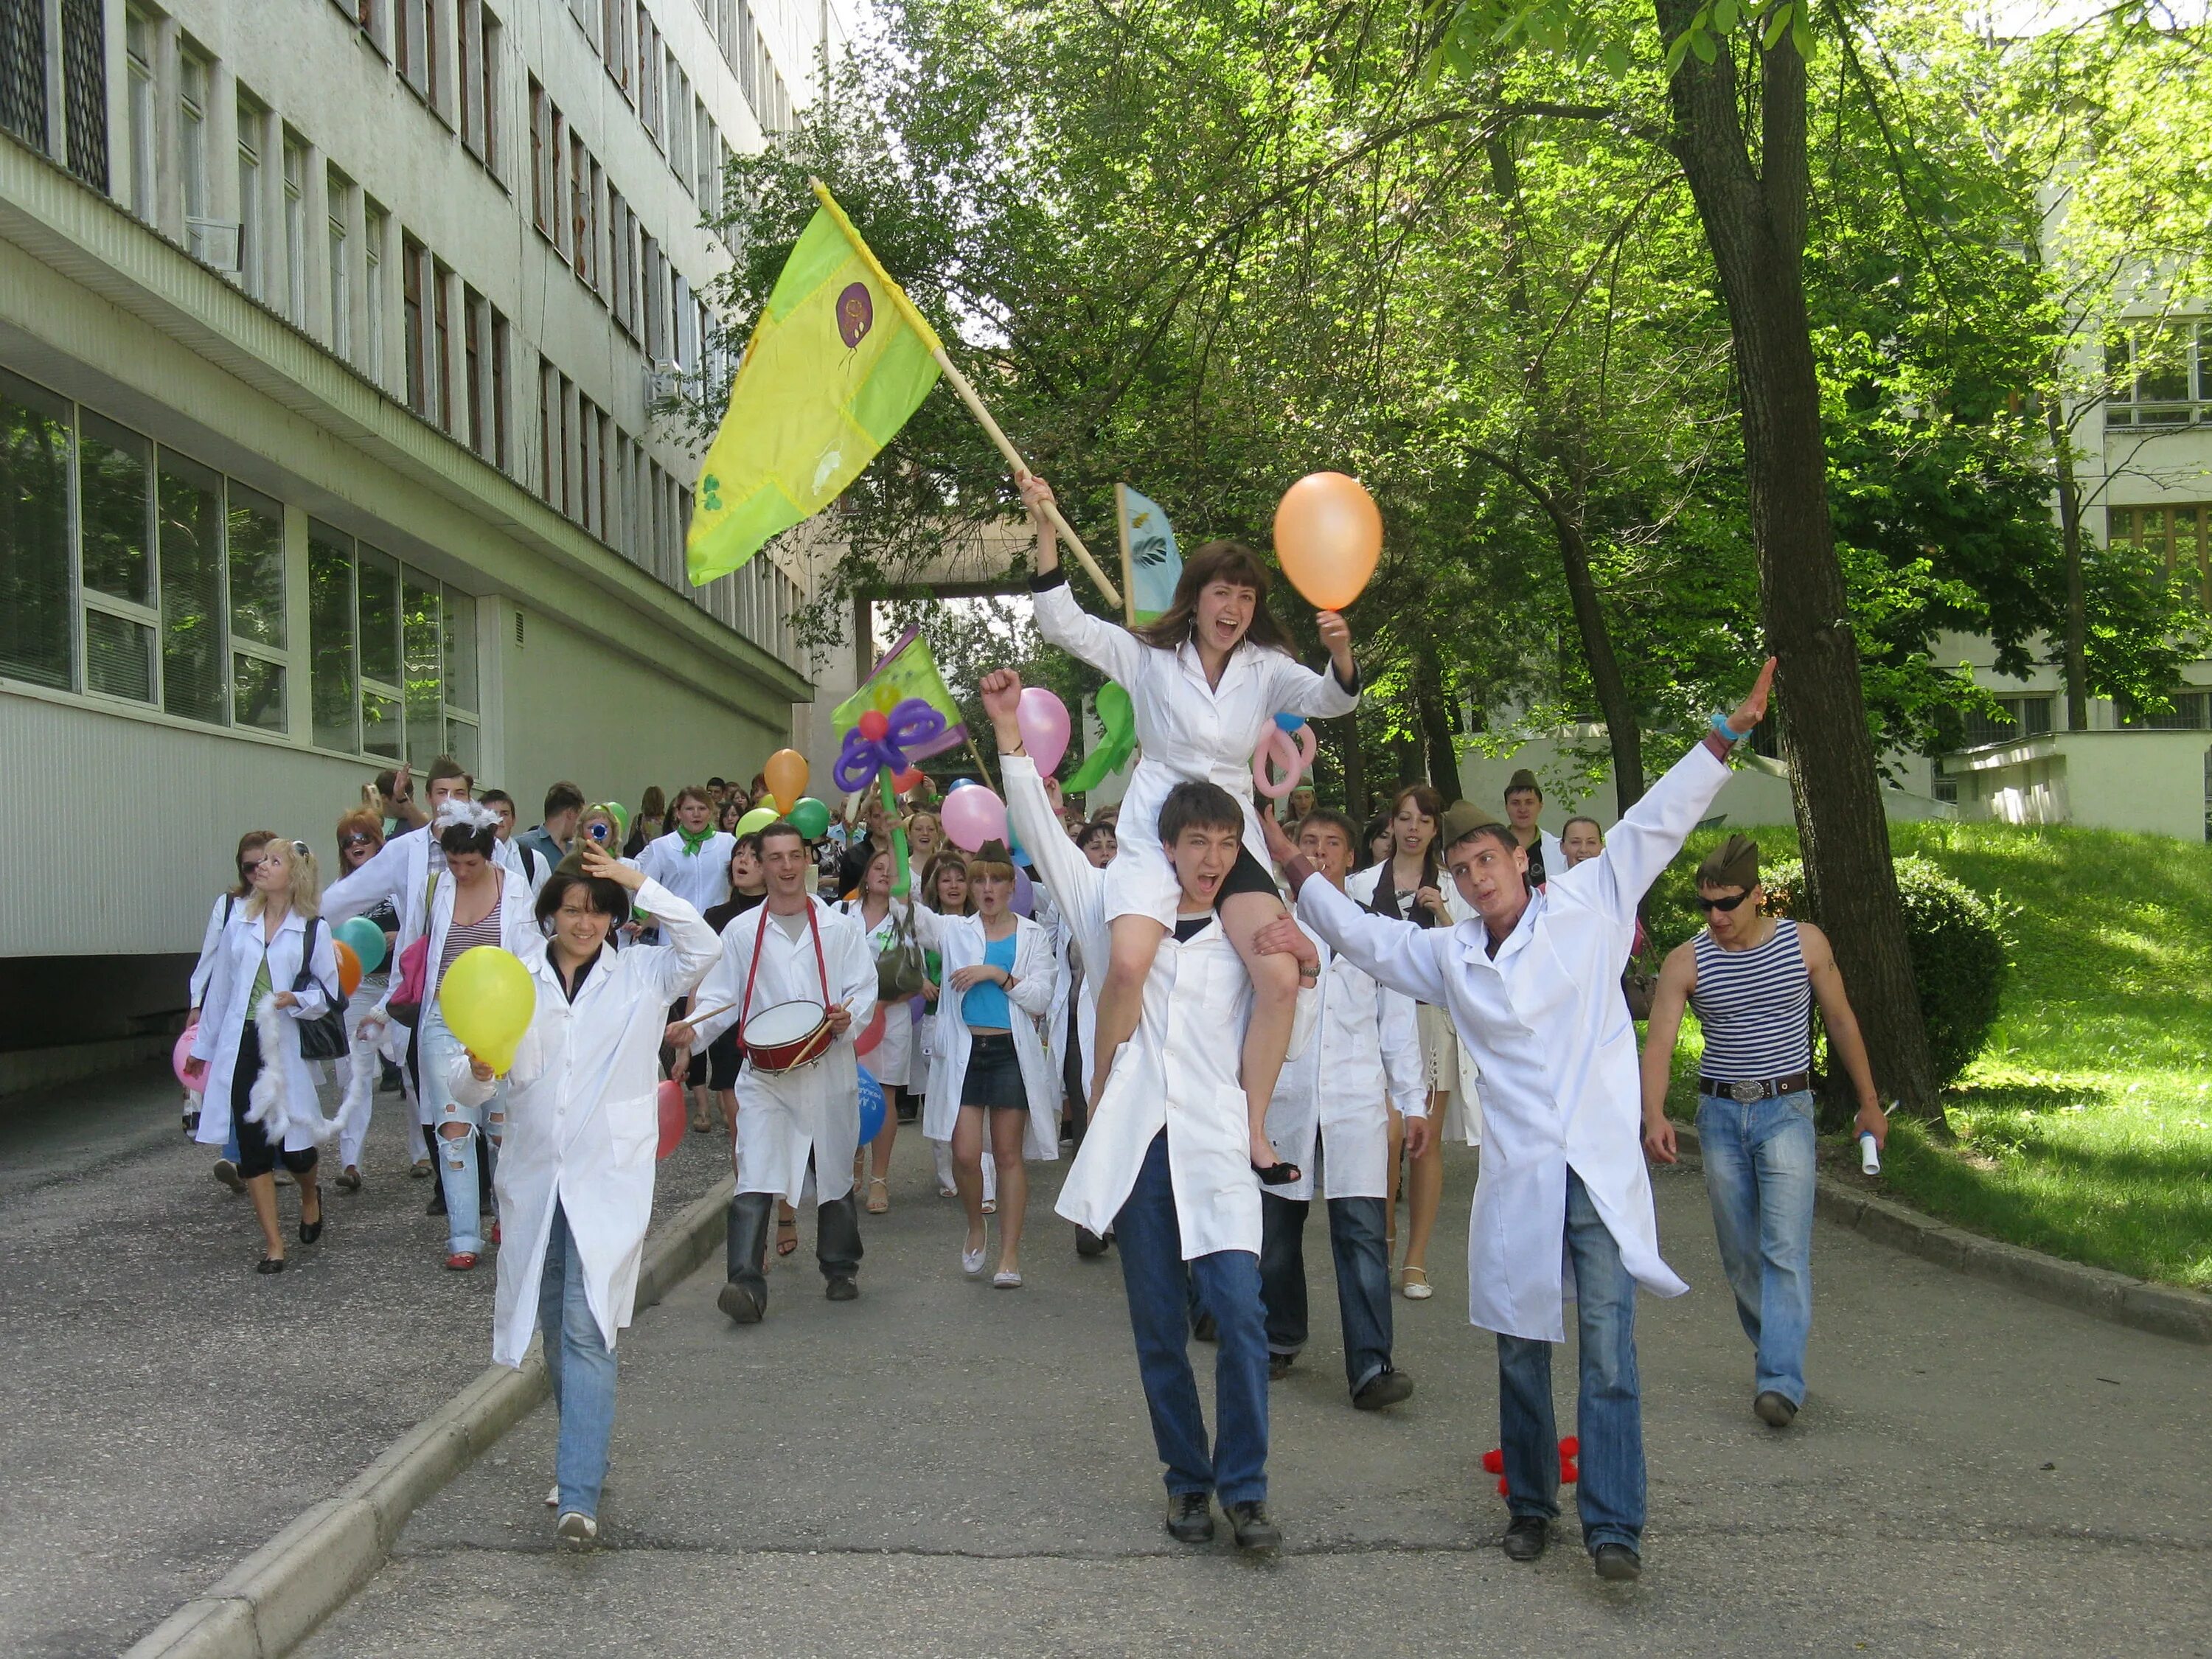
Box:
[0,1060,738,1659]
[292,1130,2212,1659]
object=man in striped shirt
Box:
[1639,835,1887,1429]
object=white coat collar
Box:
[1456,888,1545,969]
[1172,632,1262,700]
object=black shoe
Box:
[1191,1310,1218,1343]
[1227,1500,1281,1554]
[1164,1491,1214,1544]
[335,1166,363,1193]
[427,1185,448,1217]
[255,1256,285,1276]
[1251,1160,1301,1186]
[1352,1367,1413,1410]
[299,1217,323,1245]
[717,1280,765,1324]
[1267,1352,1296,1382]
[1502,1515,1551,1562]
[825,1276,859,1301]
[1075,1227,1110,1259]
[1753,1390,1798,1428]
[1593,1543,1643,1582]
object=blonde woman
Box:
[917,854,992,1210]
[184,838,341,1273]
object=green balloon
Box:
[788,796,831,840]
[736,806,778,835]
[1065,680,1138,792]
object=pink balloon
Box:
[1252,722,1318,799]
[173,1023,201,1093]
[941,783,1009,852]
[656,1079,685,1161]
[1016,687,1072,775]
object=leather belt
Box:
[1700,1071,1812,1103]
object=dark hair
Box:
[728,831,765,873]
[439,818,500,861]
[1158,779,1245,843]
[920,852,974,915]
[1388,783,1444,886]
[707,776,726,790]
[757,819,807,852]
[1445,820,1522,861]
[543,780,585,818]
[1075,820,1116,854]
[231,829,279,897]
[373,768,401,799]
[478,788,514,810]
[717,798,742,832]
[535,870,631,930]
[1298,808,1360,849]
[1562,815,1603,838]
[426,754,470,789]
[641,785,669,820]
[1131,540,1295,655]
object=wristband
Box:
[1709,711,1745,742]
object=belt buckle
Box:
[1728,1079,1764,1104]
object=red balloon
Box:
[893,768,923,793]
[656,1078,685,1160]
[858,709,891,741]
[853,1001,887,1057]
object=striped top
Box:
[439,908,503,978]
[1688,919,1811,1079]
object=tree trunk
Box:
[1658,7,1941,1117]
[2045,393,2090,730]
[1414,646,1464,804]
[1482,133,1646,817]
[1338,712,1370,821]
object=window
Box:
[402,232,428,414]
[0,1,49,154]
[397,0,437,106]
[178,48,209,223]
[364,200,388,381]
[157,451,226,725]
[327,167,353,359]
[602,0,628,95]
[1961,693,2055,747]
[568,133,591,283]
[403,574,442,762]
[636,7,659,146]
[227,484,287,731]
[2107,322,2211,429]
[282,132,307,324]
[2118,689,2212,731]
[673,272,693,372]
[0,0,105,186]
[459,0,499,166]
[442,589,479,767]
[308,520,358,751]
[607,189,633,336]
[643,237,667,360]
[695,101,715,206]
[529,77,553,235]
[0,369,76,690]
[357,542,403,757]
[490,308,510,470]
[668,64,692,188]
[577,395,600,535]
[464,287,487,456]
[308,525,485,760]
[77,411,156,702]
[236,98,265,301]
[2107,504,2211,608]
[434,258,454,431]
[125,9,155,221]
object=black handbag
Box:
[291,917,352,1061]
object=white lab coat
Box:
[636,830,736,915]
[407,863,545,1015]
[1265,928,1425,1203]
[689,897,877,1206]
[1346,862,1484,1137]
[1005,755,1314,1259]
[1032,580,1357,928]
[1295,741,1731,1342]
[838,898,919,1091]
[190,907,341,1155]
[449,877,717,1366]
[907,904,1060,1160]
[188,891,242,1009]
[324,824,528,970]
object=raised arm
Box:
[1291,875,1454,1009]
[982,668,1110,972]
[1018,477,1150,689]
[322,834,408,925]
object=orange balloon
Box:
[333,940,363,1000]
[1273,472,1382,611]
[763,747,809,810]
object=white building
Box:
[0,0,850,1085]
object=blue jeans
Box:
[1114,1131,1270,1506]
[1696,1090,1818,1405]
[1495,1168,1644,1553]
[1259,1188,1394,1394]
[423,1007,496,1254]
[538,1200,618,1520]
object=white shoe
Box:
[545,1484,559,1509]
[961,1231,987,1277]
[993,1269,1023,1289]
[555,1511,598,1548]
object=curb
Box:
[125,1175,734,1659]
[1671,1124,2211,1345]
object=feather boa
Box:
[245,993,344,1146]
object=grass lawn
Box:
[1646,821,2212,1291]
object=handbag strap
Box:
[292,915,339,1006]
[740,901,832,1034]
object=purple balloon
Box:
[1012,866,1035,917]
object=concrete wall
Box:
[1953,731,2212,842]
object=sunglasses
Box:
[342,832,377,847]
[1695,891,1752,914]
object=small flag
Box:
[1116,484,1181,625]
[830,626,968,784]
[686,183,944,585]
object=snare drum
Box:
[742,999,834,1074]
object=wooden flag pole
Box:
[928,346,1124,612]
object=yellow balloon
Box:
[763,747,809,810]
[438,946,537,1074]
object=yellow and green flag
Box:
[686,181,944,585]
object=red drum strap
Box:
[740,900,831,1046]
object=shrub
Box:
[1760,855,2009,1090]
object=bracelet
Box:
[1708,710,1744,742]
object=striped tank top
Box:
[439,906,503,979]
[1688,919,1810,1079]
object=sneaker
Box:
[824,1276,859,1301]
[1352,1367,1413,1410]
[1593,1542,1642,1582]
[1267,1352,1296,1382]
[1227,1500,1281,1554]
[1164,1491,1214,1544]
[1502,1515,1551,1562]
[212,1159,243,1193]
[1074,1226,1110,1259]
[554,1511,598,1549]
[1753,1390,1798,1428]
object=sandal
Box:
[980,1198,997,1215]
[1401,1266,1433,1301]
[1252,1160,1302,1187]
[775,1217,799,1257]
[866,1176,889,1215]
[408,1158,432,1180]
